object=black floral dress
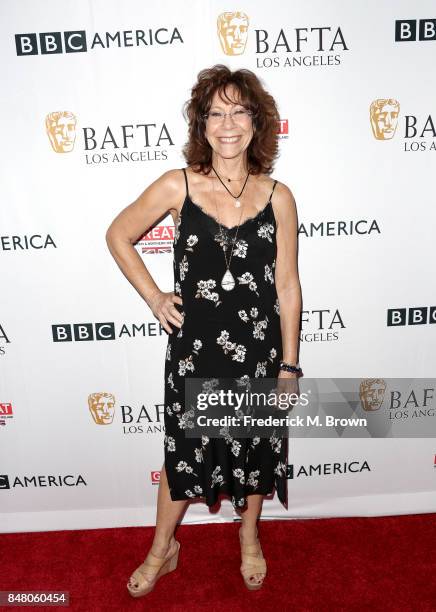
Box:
[163,167,288,510]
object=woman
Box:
[105,64,302,595]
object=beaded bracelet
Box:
[279,360,302,375]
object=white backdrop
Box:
[1,0,435,533]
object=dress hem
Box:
[169,482,288,511]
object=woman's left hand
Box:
[274,370,300,411]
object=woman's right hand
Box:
[147,290,183,334]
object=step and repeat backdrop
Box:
[1,0,435,532]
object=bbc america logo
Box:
[0,475,10,489]
[52,323,115,342]
[387,306,436,326]
[15,28,183,56]
[395,19,436,41]
[15,31,87,55]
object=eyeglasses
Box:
[203,109,253,124]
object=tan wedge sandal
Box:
[127,539,181,598]
[239,528,267,590]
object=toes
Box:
[250,573,264,584]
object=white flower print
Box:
[201,435,210,446]
[185,234,199,252]
[185,490,196,498]
[192,339,203,354]
[220,426,233,445]
[179,255,189,280]
[253,316,268,341]
[176,460,198,476]
[236,374,251,389]
[250,436,261,449]
[219,428,241,456]
[270,430,282,453]
[195,279,222,306]
[178,355,195,376]
[235,406,245,419]
[174,212,182,245]
[238,309,249,323]
[231,439,242,457]
[167,372,178,392]
[233,239,248,258]
[166,343,171,361]
[177,407,195,430]
[247,469,260,488]
[194,447,203,463]
[172,402,181,412]
[255,361,267,378]
[175,281,182,295]
[239,307,268,341]
[232,344,247,362]
[274,461,287,477]
[201,378,220,394]
[264,264,274,284]
[164,435,175,452]
[233,468,245,484]
[217,330,235,354]
[257,222,274,243]
[237,272,259,296]
[269,348,277,362]
[214,228,230,251]
[211,465,225,487]
[216,330,246,362]
[274,297,280,315]
[194,485,203,494]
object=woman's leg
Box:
[239,493,263,537]
[128,463,188,587]
[238,494,265,585]
[150,462,188,555]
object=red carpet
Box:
[1,514,435,611]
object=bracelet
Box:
[279,360,302,375]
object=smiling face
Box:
[204,84,254,163]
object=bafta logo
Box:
[359,379,386,411]
[46,111,77,152]
[88,392,116,425]
[370,99,400,140]
[217,11,249,56]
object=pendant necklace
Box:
[211,167,250,291]
[224,174,246,183]
[212,164,250,208]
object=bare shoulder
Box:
[150,168,186,214]
[270,179,297,227]
[272,179,296,208]
[270,179,298,232]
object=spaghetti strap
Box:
[269,179,278,201]
[182,167,189,198]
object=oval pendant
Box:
[221,269,235,291]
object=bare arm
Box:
[273,181,302,374]
[105,169,184,334]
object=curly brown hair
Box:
[181,64,280,176]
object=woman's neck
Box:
[211,154,249,179]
